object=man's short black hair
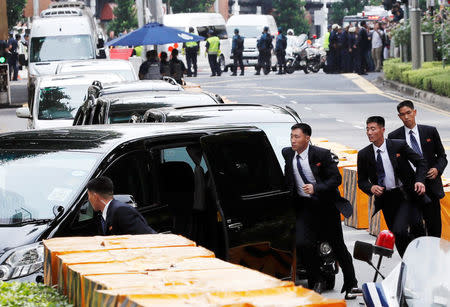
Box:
[87,176,114,196]
[360,21,366,27]
[291,123,312,136]
[366,116,385,127]
[396,100,415,112]
[172,48,179,56]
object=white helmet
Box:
[287,29,294,35]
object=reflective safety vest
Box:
[185,41,198,48]
[206,36,220,54]
[323,32,330,51]
[134,46,143,57]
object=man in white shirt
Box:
[388,100,448,237]
[282,123,357,298]
[371,22,384,72]
[357,116,427,257]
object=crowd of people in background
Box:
[0,29,29,82]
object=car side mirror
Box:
[353,240,373,263]
[16,107,31,119]
[114,194,137,208]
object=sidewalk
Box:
[366,71,450,112]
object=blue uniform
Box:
[256,33,273,75]
[337,31,351,73]
[275,33,287,73]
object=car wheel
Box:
[285,59,295,74]
[303,66,309,74]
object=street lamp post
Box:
[410,0,422,69]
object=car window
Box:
[38,85,87,120]
[197,25,228,39]
[162,147,207,170]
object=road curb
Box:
[373,76,450,112]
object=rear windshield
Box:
[197,25,228,39]
[30,35,94,62]
[226,25,264,38]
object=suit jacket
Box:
[357,139,428,213]
[388,124,447,199]
[103,199,156,236]
[282,145,352,216]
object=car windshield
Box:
[30,35,94,63]
[38,85,88,120]
[0,150,100,224]
[226,25,264,38]
[402,237,450,307]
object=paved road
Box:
[3,68,449,305]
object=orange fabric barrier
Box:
[343,167,369,229]
[441,186,450,241]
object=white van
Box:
[162,13,232,72]
[226,14,278,68]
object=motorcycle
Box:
[294,241,339,290]
[350,232,450,306]
[285,34,325,74]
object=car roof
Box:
[37,73,124,87]
[100,80,182,95]
[0,124,256,154]
[56,59,134,72]
[145,104,299,123]
[102,91,212,102]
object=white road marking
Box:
[278,95,286,99]
[304,107,312,110]
[353,125,364,129]
[336,119,345,122]
[290,100,298,104]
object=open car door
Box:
[200,128,295,279]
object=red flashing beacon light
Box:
[375,230,395,250]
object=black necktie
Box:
[376,149,386,187]
[409,130,422,156]
[296,155,310,184]
[101,216,107,235]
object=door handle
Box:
[228,222,243,231]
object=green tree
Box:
[108,0,138,34]
[273,0,310,35]
[6,0,26,29]
[163,0,215,13]
[329,0,369,25]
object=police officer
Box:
[231,28,244,76]
[275,27,287,75]
[138,50,161,80]
[183,27,199,77]
[169,48,187,85]
[327,24,339,73]
[255,26,273,75]
[7,32,18,81]
[338,26,351,73]
[206,30,221,77]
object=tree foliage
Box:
[163,0,216,13]
[329,0,369,25]
[273,0,310,35]
[108,0,138,34]
[6,0,26,29]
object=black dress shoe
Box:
[313,281,325,294]
[231,73,237,76]
[240,71,244,76]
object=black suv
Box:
[0,124,294,283]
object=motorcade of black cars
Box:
[0,124,294,283]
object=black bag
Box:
[18,54,26,66]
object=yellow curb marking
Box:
[342,73,384,94]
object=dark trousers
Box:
[207,54,221,76]
[422,196,442,237]
[8,59,18,81]
[256,49,271,74]
[186,53,197,76]
[378,188,424,257]
[233,52,244,73]
[295,196,357,289]
[352,48,361,73]
[340,49,351,73]
[276,51,286,72]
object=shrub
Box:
[427,74,450,97]
[0,282,71,307]
[402,67,449,89]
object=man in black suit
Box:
[388,100,447,237]
[357,116,427,257]
[87,176,156,235]
[282,123,357,298]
